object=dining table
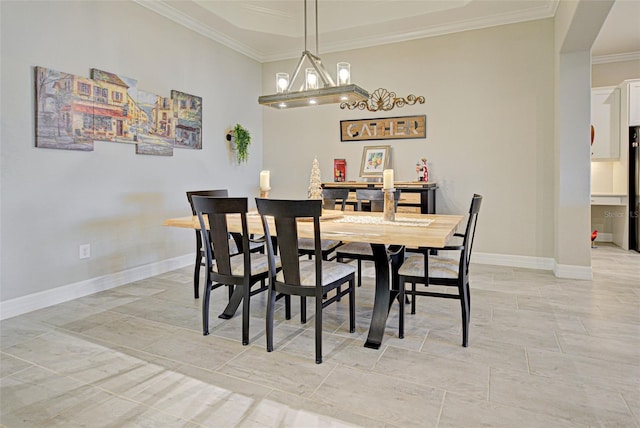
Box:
[164,209,463,349]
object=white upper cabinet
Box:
[591,86,620,160]
[629,80,640,126]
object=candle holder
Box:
[383,188,395,222]
[260,187,271,199]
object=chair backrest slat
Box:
[322,188,349,211]
[192,196,249,278]
[256,198,322,286]
[186,189,229,215]
[461,194,482,276]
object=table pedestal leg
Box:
[364,244,404,349]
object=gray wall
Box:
[261,19,556,260]
[593,60,640,87]
[0,1,263,303]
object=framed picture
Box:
[359,145,390,177]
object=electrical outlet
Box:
[79,244,91,259]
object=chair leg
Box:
[349,279,356,333]
[284,295,292,320]
[398,279,405,339]
[315,294,323,364]
[242,283,251,346]
[411,282,416,315]
[357,259,362,287]
[202,272,212,335]
[460,281,470,347]
[301,297,307,324]
[194,250,201,299]
[266,287,276,352]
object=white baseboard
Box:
[553,263,593,280]
[1,249,595,320]
[0,254,193,321]
[472,252,555,271]
[594,233,613,242]
[472,251,592,280]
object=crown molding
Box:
[132,0,265,62]
[592,51,640,65]
[310,3,557,62]
[132,0,559,63]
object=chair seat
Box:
[398,254,459,279]
[298,237,342,252]
[213,253,280,276]
[336,242,373,257]
[276,259,355,286]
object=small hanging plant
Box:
[228,123,251,164]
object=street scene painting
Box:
[35,67,95,151]
[90,68,139,144]
[34,66,202,156]
[172,90,202,150]
[135,90,174,156]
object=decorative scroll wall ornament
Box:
[340,88,425,112]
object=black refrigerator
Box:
[630,127,640,252]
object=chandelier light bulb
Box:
[276,73,289,93]
[305,68,318,90]
[337,62,350,85]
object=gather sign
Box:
[340,115,426,142]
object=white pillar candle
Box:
[383,169,394,190]
[260,170,270,190]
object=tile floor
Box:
[1,244,639,427]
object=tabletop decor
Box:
[259,170,271,198]
[340,115,426,142]
[308,157,323,199]
[340,88,425,112]
[334,159,346,182]
[359,145,390,178]
[383,169,395,221]
[416,157,429,182]
[333,215,433,227]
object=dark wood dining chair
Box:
[186,189,228,299]
[397,194,482,346]
[256,198,356,364]
[335,188,401,287]
[192,196,280,345]
[297,188,350,261]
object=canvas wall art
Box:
[35,66,95,151]
[135,90,174,156]
[90,68,139,144]
[34,66,202,156]
[172,90,202,149]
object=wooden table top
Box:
[164,210,463,248]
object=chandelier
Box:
[258,0,369,109]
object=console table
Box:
[322,181,438,214]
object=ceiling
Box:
[135,0,640,63]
